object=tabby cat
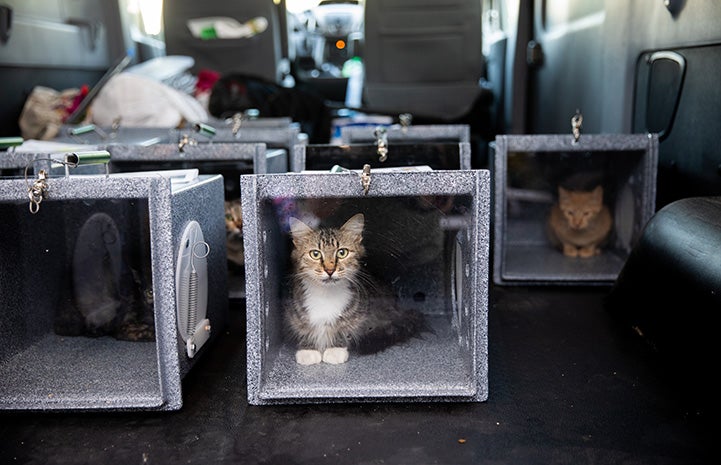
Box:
[547,185,613,258]
[284,213,427,365]
[224,199,245,268]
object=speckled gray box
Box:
[107,142,287,175]
[241,169,490,404]
[169,125,307,151]
[54,123,306,154]
[54,125,174,145]
[27,143,287,186]
[0,174,228,411]
[103,143,286,301]
[291,142,472,172]
[204,116,295,129]
[0,151,45,176]
[492,134,658,285]
[341,124,471,144]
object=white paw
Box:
[295,349,322,365]
[322,347,349,364]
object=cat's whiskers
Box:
[347,270,380,294]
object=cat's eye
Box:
[336,248,349,259]
[309,250,322,260]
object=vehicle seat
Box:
[362,0,484,120]
[162,0,285,83]
[606,196,721,408]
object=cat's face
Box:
[289,214,365,285]
[558,185,603,230]
[224,200,242,236]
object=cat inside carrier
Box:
[241,170,489,404]
[492,134,659,285]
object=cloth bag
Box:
[90,72,208,128]
[18,86,83,140]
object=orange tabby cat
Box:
[547,185,612,258]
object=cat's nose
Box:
[324,267,335,276]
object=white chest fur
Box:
[301,281,352,327]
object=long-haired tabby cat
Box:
[547,184,613,258]
[224,199,244,268]
[284,213,427,365]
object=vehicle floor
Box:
[0,286,715,465]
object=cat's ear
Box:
[288,217,312,242]
[341,213,364,237]
[558,186,570,200]
[591,185,603,201]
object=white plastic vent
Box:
[175,221,210,358]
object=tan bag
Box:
[18,86,83,140]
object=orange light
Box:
[335,39,346,50]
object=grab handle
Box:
[0,5,12,45]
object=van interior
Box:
[0,0,718,463]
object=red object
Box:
[196,69,221,95]
[64,84,89,118]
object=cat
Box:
[284,213,428,365]
[224,199,245,269]
[547,184,613,258]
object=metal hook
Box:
[178,133,197,153]
[26,169,48,214]
[399,113,413,133]
[360,164,371,195]
[110,117,121,139]
[330,164,371,194]
[571,109,583,143]
[231,112,243,136]
[374,126,388,162]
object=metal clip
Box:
[399,113,413,133]
[571,109,583,143]
[360,164,371,195]
[27,169,48,214]
[109,117,121,139]
[374,126,388,162]
[230,112,243,136]
[178,133,197,153]
[331,164,371,194]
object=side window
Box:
[482,0,505,56]
[122,0,164,40]
[542,0,604,30]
